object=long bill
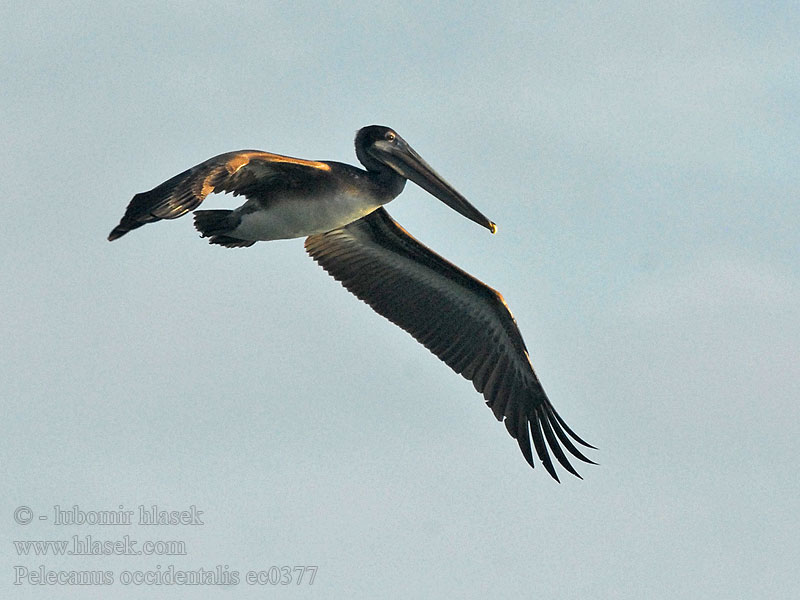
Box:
[375,138,497,234]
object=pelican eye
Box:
[385,131,396,142]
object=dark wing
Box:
[108,151,331,240]
[305,208,596,481]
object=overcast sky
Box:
[2,1,798,598]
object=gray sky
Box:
[2,1,798,598]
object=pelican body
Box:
[109,125,595,481]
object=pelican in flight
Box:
[108,125,596,480]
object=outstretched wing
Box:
[305,208,596,481]
[108,151,331,240]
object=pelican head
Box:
[355,125,497,234]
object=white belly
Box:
[232,194,385,241]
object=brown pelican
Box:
[108,125,596,480]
